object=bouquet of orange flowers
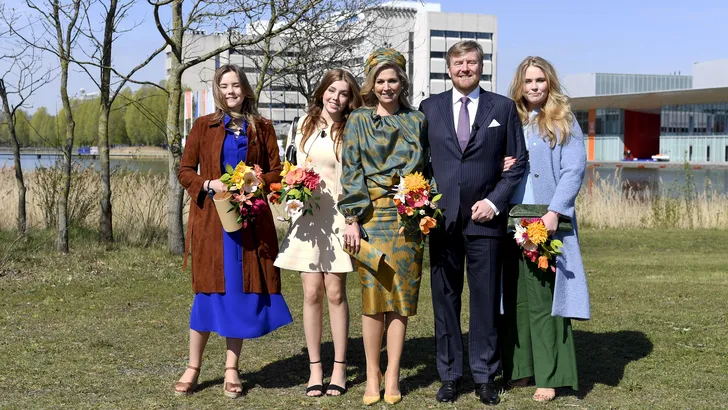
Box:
[269,160,321,221]
[514,218,563,272]
[216,161,268,229]
[393,172,443,243]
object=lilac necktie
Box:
[457,96,470,151]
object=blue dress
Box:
[189,115,293,339]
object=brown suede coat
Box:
[178,113,283,294]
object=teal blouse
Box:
[338,107,428,221]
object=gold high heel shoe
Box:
[362,371,383,405]
[383,371,402,404]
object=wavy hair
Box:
[360,61,411,109]
[508,56,574,146]
[210,64,262,135]
[300,69,363,161]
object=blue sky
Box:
[5,0,728,113]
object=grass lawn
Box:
[1,229,727,409]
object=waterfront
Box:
[2,153,728,194]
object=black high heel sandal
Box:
[326,360,348,396]
[306,361,325,397]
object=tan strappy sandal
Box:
[174,365,200,396]
[224,367,243,399]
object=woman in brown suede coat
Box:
[174,64,292,399]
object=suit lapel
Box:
[463,88,494,152]
[440,89,457,141]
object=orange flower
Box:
[527,220,548,245]
[394,197,402,206]
[405,207,415,216]
[269,191,282,204]
[538,255,549,270]
[419,216,437,235]
[269,182,282,192]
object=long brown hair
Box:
[210,64,262,134]
[508,56,574,147]
[300,69,362,160]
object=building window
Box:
[460,31,476,39]
[166,68,171,75]
[481,74,492,82]
[477,32,493,40]
[430,30,445,37]
[430,51,446,58]
[483,54,492,61]
[165,51,171,59]
[430,72,448,80]
[725,146,728,162]
[689,145,693,161]
[446,30,460,38]
[707,146,711,162]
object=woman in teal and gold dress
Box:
[338,48,429,406]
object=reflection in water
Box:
[0,154,169,175]
[585,166,728,196]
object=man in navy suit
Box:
[419,41,527,405]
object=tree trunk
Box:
[57,58,75,254]
[98,0,117,244]
[166,0,185,254]
[0,80,27,235]
[98,105,112,242]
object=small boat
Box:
[651,154,670,162]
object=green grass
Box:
[1,228,727,409]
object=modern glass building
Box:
[567,62,728,164]
[571,89,728,163]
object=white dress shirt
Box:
[452,87,480,132]
[452,87,499,216]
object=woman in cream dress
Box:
[274,69,363,397]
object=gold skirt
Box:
[357,198,423,316]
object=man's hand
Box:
[471,199,495,223]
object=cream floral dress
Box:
[274,114,353,273]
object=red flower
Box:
[302,170,320,191]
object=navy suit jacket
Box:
[420,88,527,236]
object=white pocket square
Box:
[488,119,500,128]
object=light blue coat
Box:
[523,121,591,320]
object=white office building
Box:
[170,2,497,137]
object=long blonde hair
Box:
[360,61,411,109]
[508,56,574,146]
[210,64,262,135]
[300,69,363,161]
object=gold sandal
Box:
[174,365,200,396]
[224,367,243,399]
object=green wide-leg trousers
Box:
[501,243,579,391]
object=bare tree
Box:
[8,0,88,252]
[0,43,53,234]
[74,0,167,244]
[149,0,324,254]
[248,0,378,104]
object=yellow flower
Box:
[403,172,429,193]
[527,220,548,245]
[280,161,296,177]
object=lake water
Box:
[2,154,727,194]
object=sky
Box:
[3,0,728,114]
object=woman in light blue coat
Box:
[501,56,590,402]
